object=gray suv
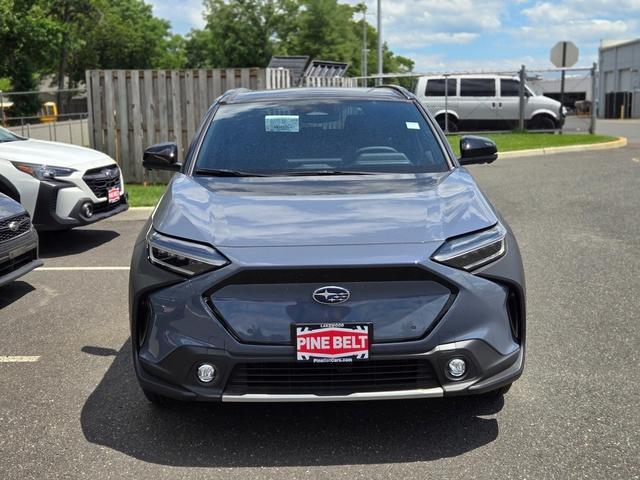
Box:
[130,87,525,405]
[0,193,42,288]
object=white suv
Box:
[0,127,127,230]
[415,74,565,131]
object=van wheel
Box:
[437,115,458,133]
[529,115,557,131]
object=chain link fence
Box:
[0,87,89,145]
[352,65,598,135]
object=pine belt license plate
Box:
[294,323,371,363]
[107,187,120,204]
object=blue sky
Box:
[149,0,640,72]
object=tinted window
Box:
[425,78,456,96]
[196,100,448,175]
[500,79,521,97]
[460,78,496,97]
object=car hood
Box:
[153,170,499,247]
[0,139,115,169]
[0,193,26,218]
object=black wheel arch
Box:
[0,174,20,202]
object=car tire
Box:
[529,115,557,131]
[437,115,458,133]
[142,388,176,407]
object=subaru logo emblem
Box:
[8,221,20,232]
[312,286,350,305]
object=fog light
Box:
[81,202,93,218]
[197,363,216,383]
[447,358,467,378]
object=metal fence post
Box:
[0,91,5,127]
[518,65,526,132]
[444,74,449,133]
[590,62,597,134]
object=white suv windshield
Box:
[0,127,22,142]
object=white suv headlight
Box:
[11,162,76,180]
[147,230,229,277]
[432,224,507,271]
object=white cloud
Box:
[147,0,206,31]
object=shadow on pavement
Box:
[81,341,504,467]
[0,281,35,307]
[39,229,120,258]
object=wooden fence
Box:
[86,68,358,182]
[85,68,291,182]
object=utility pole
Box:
[376,0,382,86]
[589,62,597,134]
[362,5,367,86]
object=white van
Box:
[415,74,565,131]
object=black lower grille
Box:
[225,359,439,395]
[93,197,124,214]
[0,249,37,277]
[83,165,121,199]
[0,214,31,243]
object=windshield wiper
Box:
[193,168,271,177]
[280,170,378,176]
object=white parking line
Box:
[0,356,41,363]
[35,267,130,271]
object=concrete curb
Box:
[499,136,628,159]
[129,207,155,212]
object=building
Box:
[528,76,592,112]
[598,39,640,118]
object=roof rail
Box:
[219,88,251,103]
[372,84,413,99]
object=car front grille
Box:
[0,214,31,243]
[83,164,121,199]
[0,248,37,277]
[225,359,440,396]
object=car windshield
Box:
[194,99,449,176]
[0,127,23,142]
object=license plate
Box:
[107,187,120,203]
[294,323,371,363]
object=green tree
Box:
[66,0,177,83]
[282,0,358,63]
[0,0,60,116]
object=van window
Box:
[425,78,456,96]
[460,78,496,97]
[500,79,521,97]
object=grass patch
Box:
[126,183,167,207]
[447,133,616,157]
[125,133,617,206]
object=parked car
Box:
[0,127,128,230]
[0,193,42,288]
[415,74,565,131]
[130,86,525,406]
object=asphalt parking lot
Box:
[1,127,639,479]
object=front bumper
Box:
[0,228,42,288]
[135,338,524,402]
[32,179,128,230]
[130,223,526,402]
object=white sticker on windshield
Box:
[406,122,420,130]
[265,115,299,132]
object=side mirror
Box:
[459,135,498,165]
[143,142,181,172]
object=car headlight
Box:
[432,224,507,271]
[11,162,76,180]
[561,106,568,116]
[147,229,229,277]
